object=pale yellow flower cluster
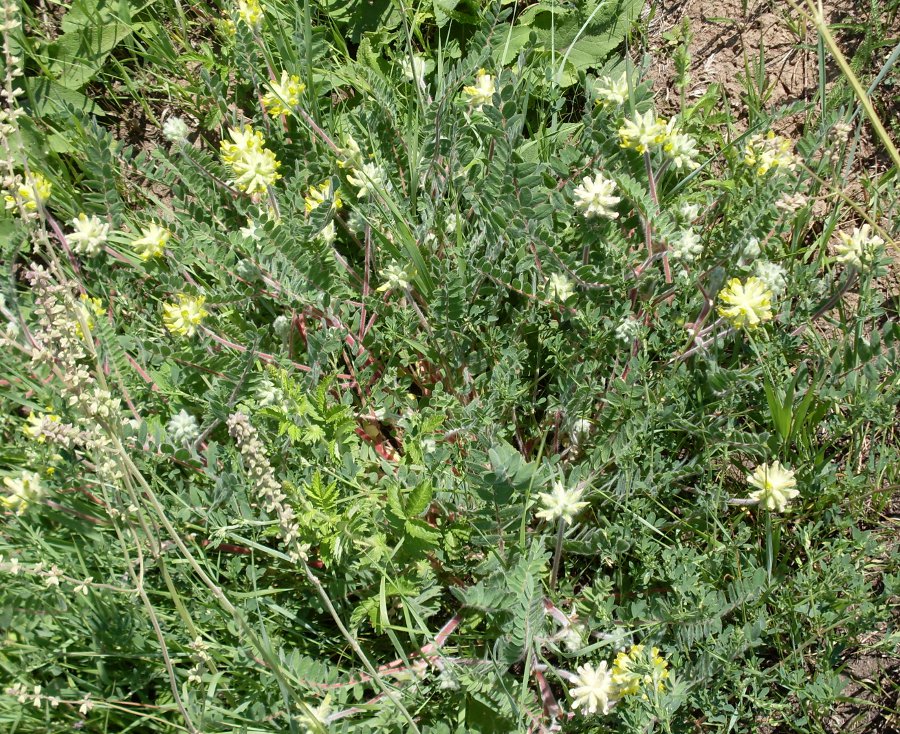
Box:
[743,131,798,176]
[747,461,799,512]
[594,72,629,107]
[569,644,671,716]
[618,111,700,170]
[237,0,263,27]
[132,223,171,261]
[573,172,621,219]
[220,126,282,195]
[3,171,52,213]
[262,71,305,117]
[163,295,208,337]
[462,69,495,111]
[717,276,773,330]
[835,223,884,269]
[535,481,588,523]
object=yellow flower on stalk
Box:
[304,180,342,213]
[262,71,305,117]
[747,461,799,512]
[717,277,773,330]
[237,0,263,27]
[2,470,43,515]
[219,125,281,195]
[4,172,52,212]
[619,110,668,154]
[611,644,670,695]
[163,295,208,337]
[743,131,797,176]
[132,223,171,260]
[462,69,495,111]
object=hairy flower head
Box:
[573,172,620,219]
[619,110,667,154]
[717,277,773,330]
[747,461,798,512]
[68,213,110,256]
[546,273,575,303]
[4,172,52,213]
[262,71,305,117]
[162,116,190,143]
[662,119,700,171]
[167,409,200,444]
[535,481,588,524]
[463,69,495,111]
[594,72,629,107]
[2,470,43,514]
[569,661,617,715]
[835,224,884,269]
[743,132,798,176]
[132,223,170,260]
[163,295,208,337]
[220,126,281,195]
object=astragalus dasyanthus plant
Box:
[0,0,898,732]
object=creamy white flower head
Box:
[463,69,495,111]
[755,260,786,295]
[546,273,575,303]
[835,223,884,269]
[536,481,588,524]
[68,213,110,256]
[594,72,629,106]
[570,661,617,715]
[162,116,190,143]
[741,237,761,262]
[670,228,703,262]
[402,54,426,88]
[663,119,700,171]
[167,409,200,445]
[347,162,386,198]
[573,172,620,219]
[747,461,799,512]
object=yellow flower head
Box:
[594,72,629,107]
[163,295,208,337]
[619,110,668,154]
[743,131,798,176]
[220,125,281,195]
[2,470,43,515]
[304,179,342,214]
[4,172,52,213]
[611,644,670,696]
[462,69,495,111]
[747,461,799,512]
[263,71,305,117]
[23,410,61,443]
[717,276,773,330]
[237,0,263,27]
[132,223,171,260]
